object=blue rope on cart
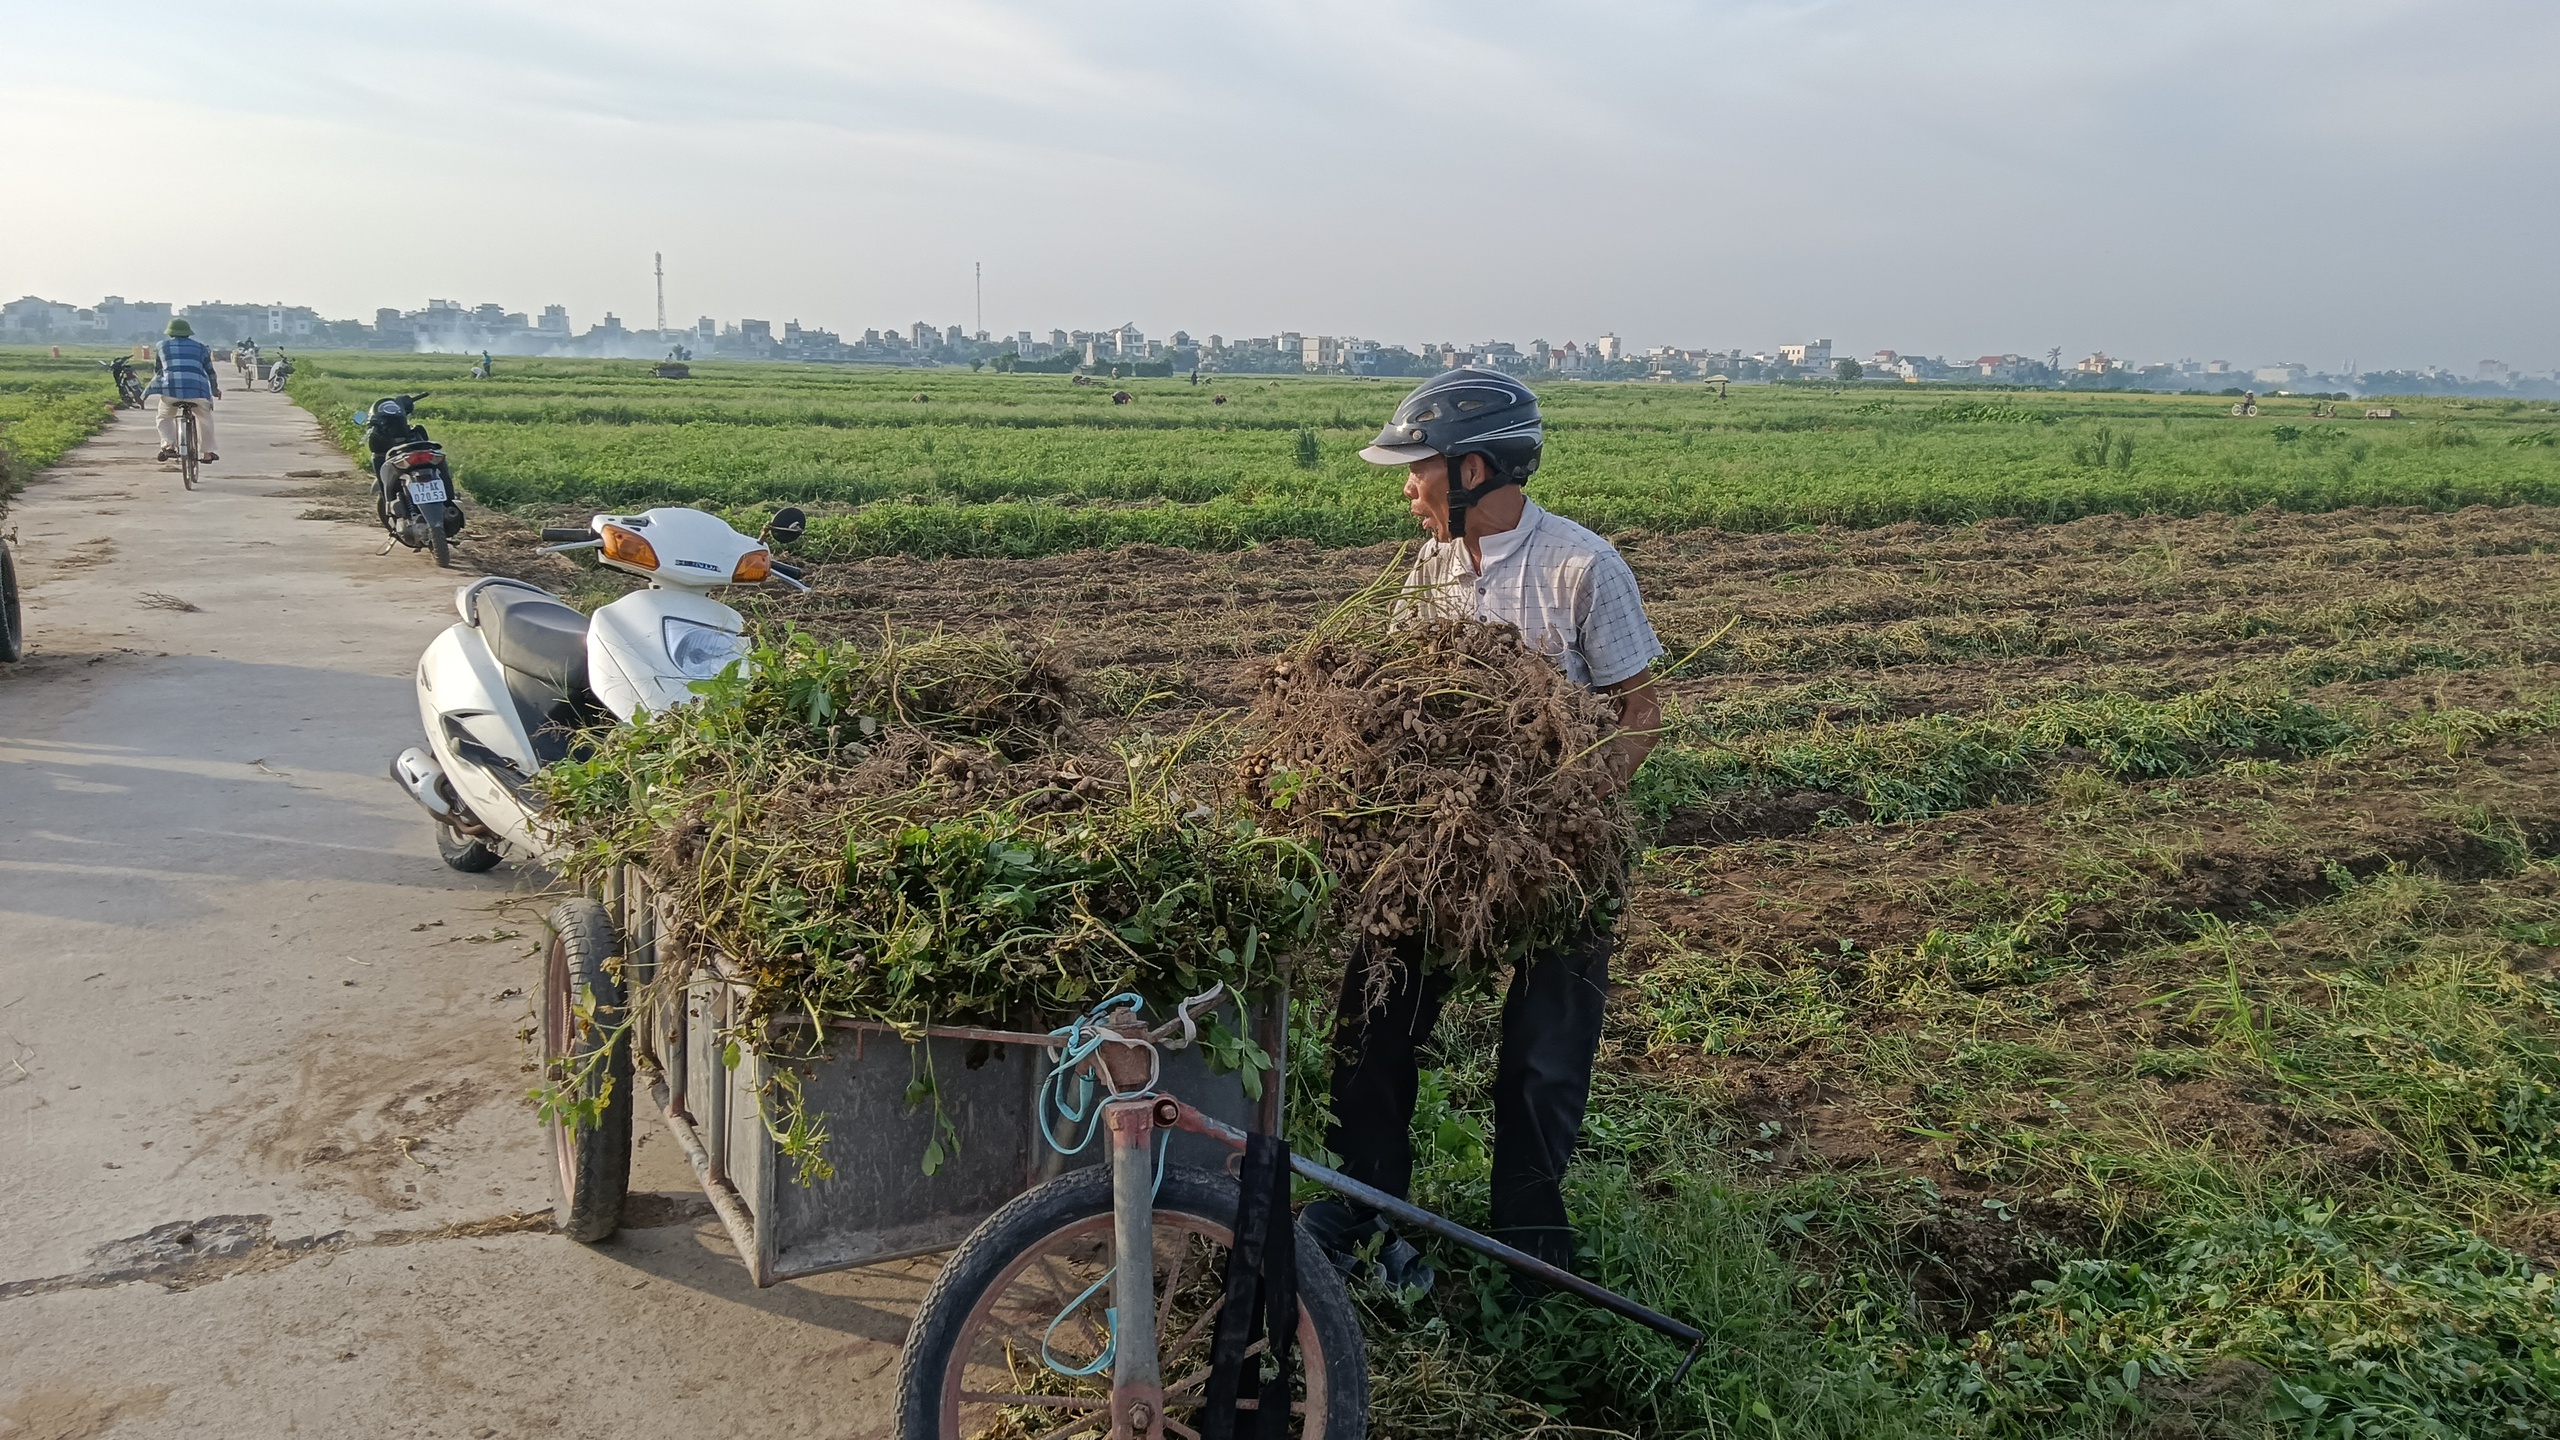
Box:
[1031,993,1174,1379]
[1036,992,1155,1157]
[1043,1278,1120,1377]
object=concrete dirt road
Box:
[1,389,919,1438]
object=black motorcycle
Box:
[99,357,145,409]
[358,393,465,568]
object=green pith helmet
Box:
[166,319,193,338]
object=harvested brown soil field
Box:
[455,496,2560,1435]
[753,500,2560,708]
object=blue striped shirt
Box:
[147,336,218,401]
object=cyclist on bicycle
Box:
[147,319,220,464]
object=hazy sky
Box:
[6,0,2555,369]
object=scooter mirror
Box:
[353,410,368,423]
[768,506,807,549]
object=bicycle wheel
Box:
[898,1162,1368,1440]
[180,411,198,490]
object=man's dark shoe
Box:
[1495,1228,1578,1312]
[156,446,176,461]
[1300,1199,1436,1298]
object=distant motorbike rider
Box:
[1304,368,1665,1297]
[147,319,221,463]
[362,397,429,477]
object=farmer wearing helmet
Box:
[146,319,221,464]
[1305,368,1664,1295]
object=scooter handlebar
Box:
[539,527,591,542]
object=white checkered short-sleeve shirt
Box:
[1403,498,1664,689]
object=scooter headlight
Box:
[664,618,750,680]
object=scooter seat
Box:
[468,584,599,766]
[476,584,590,698]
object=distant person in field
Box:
[147,319,221,463]
[1304,367,1664,1298]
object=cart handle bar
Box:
[1167,1100,1707,1383]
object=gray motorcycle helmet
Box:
[1360,367,1543,537]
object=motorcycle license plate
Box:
[404,476,449,505]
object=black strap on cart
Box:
[1203,1131,1298,1440]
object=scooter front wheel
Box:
[436,824,501,873]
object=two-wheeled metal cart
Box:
[539,868,1702,1440]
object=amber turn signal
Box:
[731,548,771,583]
[600,523,659,572]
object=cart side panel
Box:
[684,978,728,1182]
[725,1042,768,1255]
[764,1033,1050,1280]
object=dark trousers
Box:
[1323,926,1612,1270]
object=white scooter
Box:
[390,505,807,871]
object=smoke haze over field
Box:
[5,0,2557,370]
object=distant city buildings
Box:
[4,294,174,343]
[3,289,2549,396]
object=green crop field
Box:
[0,348,124,498]
[286,353,2560,560]
[261,354,2560,1437]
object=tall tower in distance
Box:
[655,252,667,336]
[975,261,982,339]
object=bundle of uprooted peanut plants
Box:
[1235,572,1637,1001]
[537,629,1329,1031]
[542,571,1633,1038]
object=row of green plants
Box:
[1352,732,2560,1438]
[0,351,121,498]
[276,354,2560,559]
[1631,684,2369,825]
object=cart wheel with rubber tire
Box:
[0,540,22,663]
[541,897,631,1242]
[896,1162,1368,1440]
[436,824,501,873]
